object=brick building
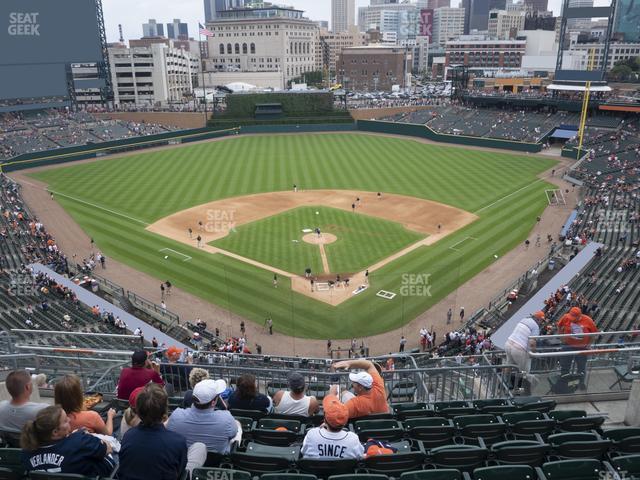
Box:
[337,45,409,91]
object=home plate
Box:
[302,228,313,233]
[376,290,396,300]
[352,285,368,295]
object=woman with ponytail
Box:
[21,405,114,476]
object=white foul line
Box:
[474,178,545,214]
[449,236,477,252]
[159,248,192,262]
[49,190,149,226]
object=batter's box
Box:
[376,290,396,300]
[316,282,330,291]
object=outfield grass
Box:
[212,206,425,274]
[30,133,557,338]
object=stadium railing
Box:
[126,291,180,330]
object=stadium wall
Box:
[240,123,358,134]
[357,120,543,153]
[94,112,207,129]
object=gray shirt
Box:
[0,400,48,432]
[166,406,237,453]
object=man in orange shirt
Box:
[328,359,389,419]
[556,306,599,389]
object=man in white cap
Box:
[166,379,239,453]
[328,359,389,419]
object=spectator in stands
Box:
[119,386,143,439]
[0,370,48,434]
[227,373,272,413]
[20,405,114,477]
[272,372,319,417]
[117,350,164,400]
[180,367,210,408]
[119,384,206,480]
[54,374,116,435]
[167,379,239,453]
[504,311,545,394]
[301,394,364,459]
[557,306,599,389]
[328,359,389,418]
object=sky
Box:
[102,0,562,43]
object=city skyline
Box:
[103,0,565,43]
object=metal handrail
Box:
[10,329,142,339]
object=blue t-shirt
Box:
[119,424,187,480]
[22,431,112,476]
[227,391,271,413]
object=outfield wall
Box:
[240,123,357,134]
[357,120,543,153]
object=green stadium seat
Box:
[297,458,359,478]
[0,432,21,449]
[548,411,605,433]
[392,403,433,421]
[602,428,640,454]
[473,465,538,480]
[28,473,96,480]
[607,454,640,478]
[0,467,20,480]
[192,468,251,480]
[502,411,556,439]
[548,432,612,459]
[0,449,23,478]
[428,444,489,472]
[231,409,267,421]
[252,418,304,446]
[352,420,405,442]
[472,399,510,410]
[231,442,300,475]
[452,414,507,445]
[405,417,456,448]
[399,470,462,480]
[267,381,289,397]
[261,474,318,480]
[539,459,603,480]
[514,398,556,414]
[490,440,551,466]
[363,440,426,476]
[389,380,418,402]
[327,475,389,480]
[433,401,476,418]
[234,416,255,433]
[203,450,225,468]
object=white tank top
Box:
[274,391,311,416]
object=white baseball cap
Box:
[192,379,227,404]
[349,371,373,389]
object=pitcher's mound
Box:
[303,233,337,245]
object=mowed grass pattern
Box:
[31,134,557,338]
[212,206,425,274]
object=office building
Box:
[167,19,189,40]
[142,19,164,38]
[332,0,356,33]
[337,45,410,91]
[205,6,318,86]
[488,9,525,39]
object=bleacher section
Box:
[379,106,582,143]
[0,110,178,160]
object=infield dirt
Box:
[147,189,477,306]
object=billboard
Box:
[0,0,104,100]
[419,8,434,39]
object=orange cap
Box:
[323,394,349,428]
[533,311,545,320]
[569,307,582,317]
[166,346,183,360]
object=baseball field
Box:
[29,133,557,338]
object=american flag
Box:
[199,23,214,37]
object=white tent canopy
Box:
[547,84,612,92]
[225,82,257,92]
